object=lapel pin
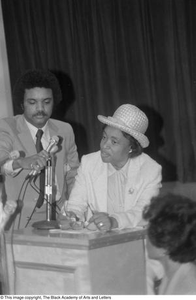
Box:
[128,188,134,194]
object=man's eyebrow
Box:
[26,97,52,100]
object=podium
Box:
[3,227,147,295]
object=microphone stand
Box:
[32,157,59,230]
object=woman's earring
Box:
[129,149,132,153]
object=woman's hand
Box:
[57,211,83,230]
[88,212,118,232]
[57,213,72,229]
[12,150,50,171]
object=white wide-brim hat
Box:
[97,104,149,148]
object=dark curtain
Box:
[2,0,196,182]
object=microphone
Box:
[0,200,17,233]
[9,150,20,160]
[45,136,59,154]
[26,136,59,179]
[0,149,20,165]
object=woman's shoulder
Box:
[136,152,162,171]
[81,151,101,164]
[78,151,104,174]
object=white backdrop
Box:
[0,0,13,118]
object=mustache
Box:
[33,111,47,117]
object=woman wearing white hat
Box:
[59,104,162,232]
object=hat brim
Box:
[97,115,149,148]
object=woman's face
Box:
[100,125,132,169]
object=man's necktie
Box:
[35,129,45,208]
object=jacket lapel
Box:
[90,155,141,212]
[90,159,108,212]
[16,116,37,156]
[124,158,141,208]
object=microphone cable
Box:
[9,219,17,294]
[31,174,61,214]
[16,176,32,230]
[25,175,47,228]
[24,174,60,227]
[24,174,47,227]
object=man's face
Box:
[23,87,54,128]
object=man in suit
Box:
[0,69,79,230]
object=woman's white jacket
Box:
[64,151,162,229]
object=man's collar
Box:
[23,116,48,138]
[24,117,48,130]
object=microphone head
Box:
[50,145,59,154]
[0,200,17,233]
[46,136,59,153]
[4,200,17,215]
[0,149,20,166]
[9,150,20,160]
[51,136,59,144]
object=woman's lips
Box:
[101,151,110,157]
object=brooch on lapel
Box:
[128,188,134,194]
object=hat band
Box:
[108,116,128,128]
